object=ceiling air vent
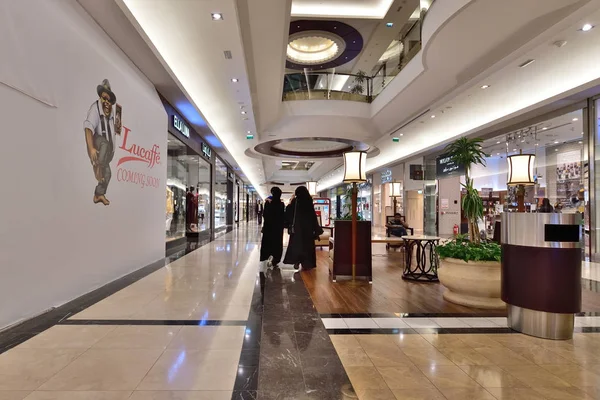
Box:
[224,50,233,59]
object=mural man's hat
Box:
[97,79,116,104]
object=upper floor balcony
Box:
[282,0,432,103]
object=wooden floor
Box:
[302,245,600,315]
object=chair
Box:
[385,215,414,250]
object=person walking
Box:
[260,187,285,270]
[283,186,323,270]
[256,200,264,224]
[539,198,554,213]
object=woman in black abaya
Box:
[260,187,285,268]
[283,186,323,270]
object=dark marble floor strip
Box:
[0,237,212,355]
[59,319,248,326]
[231,272,263,400]
[257,268,356,400]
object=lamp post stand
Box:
[351,182,358,281]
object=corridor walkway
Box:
[1,224,600,400]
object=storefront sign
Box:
[201,142,211,159]
[172,115,190,138]
[480,188,493,196]
[381,169,392,184]
[228,172,234,181]
[436,153,465,178]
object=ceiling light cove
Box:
[287,33,345,65]
[291,0,394,19]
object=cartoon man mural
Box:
[84,79,121,205]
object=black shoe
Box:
[293,263,300,270]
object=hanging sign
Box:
[201,142,211,159]
[381,169,393,184]
[436,153,465,178]
[172,115,190,138]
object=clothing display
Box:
[166,187,174,214]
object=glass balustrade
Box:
[282,1,435,103]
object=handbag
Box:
[288,200,297,235]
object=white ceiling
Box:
[291,0,395,19]
[116,0,269,198]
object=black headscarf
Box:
[294,185,313,212]
[271,186,282,201]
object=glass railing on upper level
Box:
[283,72,373,103]
[282,0,435,103]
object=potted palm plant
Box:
[436,137,504,309]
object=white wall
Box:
[0,0,167,329]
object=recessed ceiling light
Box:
[519,59,536,68]
[573,117,579,121]
[579,141,583,144]
[247,131,251,134]
[481,85,490,89]
[512,148,517,151]
[554,140,559,144]
[581,23,594,32]
[496,141,501,144]
[386,22,394,28]
[400,133,404,136]
[231,78,239,83]
[555,148,559,151]
[497,153,500,156]
[535,143,539,146]
[431,115,436,118]
[542,127,547,130]
[211,13,223,20]
[241,111,247,115]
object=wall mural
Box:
[84,79,161,206]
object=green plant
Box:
[436,235,501,262]
[349,70,367,95]
[444,137,488,244]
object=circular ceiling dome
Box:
[286,20,363,70]
[287,32,345,65]
[254,137,370,159]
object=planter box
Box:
[438,257,505,310]
[330,220,372,281]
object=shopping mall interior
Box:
[2,0,600,399]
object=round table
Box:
[401,235,441,282]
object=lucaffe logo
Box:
[116,127,161,169]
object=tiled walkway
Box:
[1,223,600,399]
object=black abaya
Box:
[260,198,285,264]
[282,199,323,269]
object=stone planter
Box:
[438,258,505,310]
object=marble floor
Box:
[1,222,600,400]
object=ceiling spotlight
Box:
[496,141,501,144]
[512,148,517,152]
[542,127,548,130]
[572,117,579,121]
[400,133,404,136]
[481,85,490,89]
[579,141,583,144]
[554,141,559,144]
[231,78,239,83]
[582,132,584,135]
[535,143,539,146]
[247,131,251,134]
[431,115,436,119]
[497,153,500,156]
[211,13,223,20]
[519,59,536,68]
[555,148,559,152]
[581,23,594,32]
[241,111,247,115]
[386,22,394,28]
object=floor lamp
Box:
[390,181,402,215]
[507,151,535,210]
[343,151,367,281]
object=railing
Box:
[282,1,435,103]
[282,72,373,103]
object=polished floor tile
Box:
[472,347,533,366]
[501,365,572,388]
[23,392,132,400]
[438,347,495,366]
[390,388,445,400]
[167,326,245,351]
[459,365,528,388]
[335,347,374,367]
[138,349,240,390]
[400,346,454,367]
[92,326,180,349]
[420,334,469,349]
[16,326,115,350]
[419,365,480,389]
[345,366,388,391]
[330,335,361,349]
[459,318,500,328]
[355,388,397,400]
[0,348,85,390]
[532,386,596,399]
[451,335,504,348]
[128,391,233,400]
[485,387,547,400]
[38,349,163,391]
[429,318,471,329]
[0,392,30,400]
[437,387,496,400]
[343,318,379,329]
[400,318,440,329]
[540,364,600,388]
[372,318,410,329]
[377,365,436,390]
[506,345,573,365]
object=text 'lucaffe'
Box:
[116,126,161,169]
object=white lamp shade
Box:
[343,151,367,183]
[390,181,402,197]
[306,181,318,196]
[507,154,535,185]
